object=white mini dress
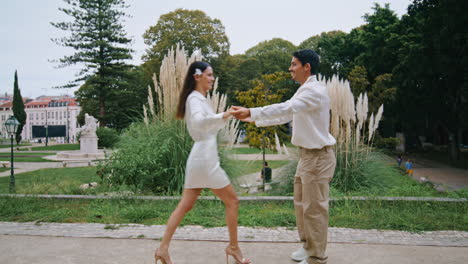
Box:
[184,90,231,189]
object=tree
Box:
[12,71,26,144]
[300,31,348,79]
[244,38,296,74]
[212,54,262,106]
[347,65,370,96]
[51,0,133,126]
[75,66,147,130]
[357,3,401,79]
[236,72,295,148]
[394,0,468,162]
[142,9,229,73]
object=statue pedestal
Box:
[80,134,99,154]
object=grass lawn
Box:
[0,143,31,149]
[0,152,57,162]
[226,160,290,178]
[0,161,466,231]
[0,197,465,232]
[0,167,99,195]
[229,147,277,155]
[17,144,80,151]
[0,167,10,173]
[0,161,292,195]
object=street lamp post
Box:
[5,116,20,193]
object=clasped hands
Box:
[223,106,253,122]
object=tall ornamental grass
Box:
[100,45,239,194]
[325,75,384,192]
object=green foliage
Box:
[1,197,466,231]
[99,120,192,195]
[357,3,400,79]
[394,0,468,161]
[269,150,445,196]
[142,8,229,71]
[235,72,294,149]
[299,31,348,78]
[51,0,133,127]
[75,66,147,130]
[245,38,296,74]
[12,71,26,144]
[96,127,120,149]
[214,39,296,106]
[368,73,396,113]
[347,65,369,96]
[374,136,400,150]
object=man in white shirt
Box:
[232,49,336,264]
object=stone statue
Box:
[81,113,99,136]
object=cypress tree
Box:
[12,70,26,144]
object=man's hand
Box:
[231,106,251,120]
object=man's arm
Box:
[250,89,322,120]
[232,88,322,122]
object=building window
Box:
[47,112,50,119]
[52,112,54,118]
[41,113,44,120]
[60,112,62,119]
[36,113,38,120]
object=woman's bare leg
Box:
[211,184,240,246]
[156,188,202,262]
[211,185,250,263]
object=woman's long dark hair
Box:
[175,61,211,119]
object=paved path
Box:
[1,222,466,247]
[408,156,468,191]
[1,235,467,264]
[0,162,63,177]
[232,153,293,161]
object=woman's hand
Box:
[223,107,234,119]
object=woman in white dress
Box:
[154,61,251,264]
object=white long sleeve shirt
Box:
[185,90,226,142]
[250,75,336,149]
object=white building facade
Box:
[0,96,82,143]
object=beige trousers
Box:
[294,146,336,264]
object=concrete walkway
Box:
[0,162,63,177]
[411,158,468,191]
[1,235,467,264]
[0,221,466,264]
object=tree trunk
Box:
[99,96,105,127]
[448,131,459,163]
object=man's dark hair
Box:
[292,49,320,75]
[264,161,269,166]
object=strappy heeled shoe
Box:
[154,248,173,264]
[225,245,251,264]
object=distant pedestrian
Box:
[397,155,402,167]
[261,161,272,183]
[405,159,414,175]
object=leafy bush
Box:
[98,120,192,194]
[374,136,400,150]
[96,127,120,149]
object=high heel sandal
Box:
[154,248,173,264]
[225,245,251,264]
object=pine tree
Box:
[12,71,26,144]
[51,0,133,126]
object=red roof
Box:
[25,100,50,108]
[0,101,12,108]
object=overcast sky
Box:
[0,0,411,99]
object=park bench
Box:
[0,161,10,168]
